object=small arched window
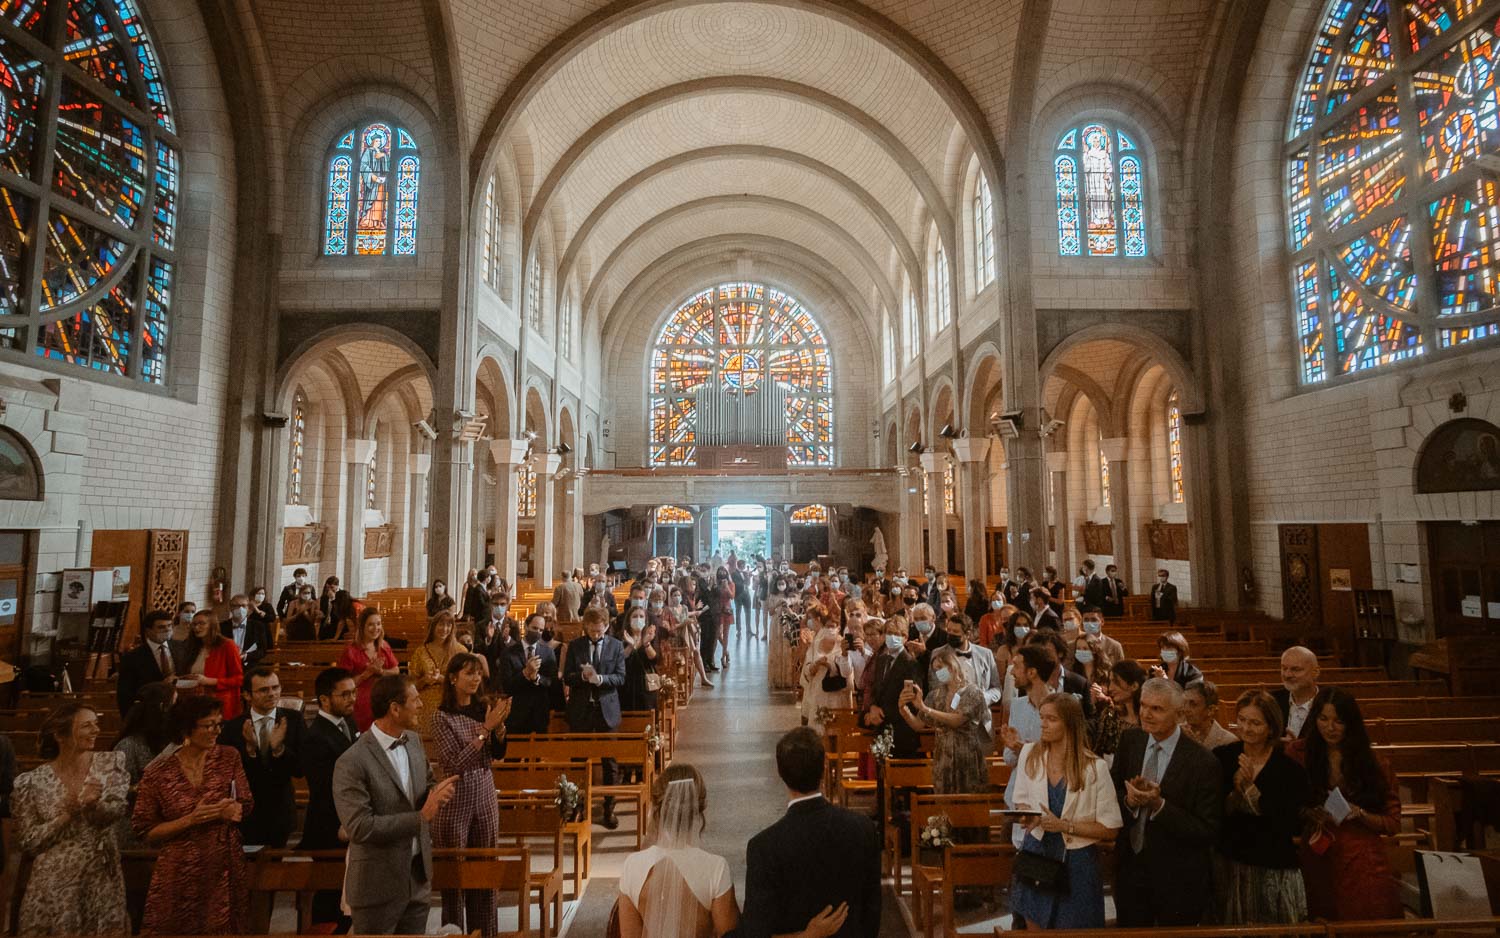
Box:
[517,463,537,518]
[366,446,378,510]
[972,174,996,289]
[933,244,952,333]
[0,427,43,501]
[1055,122,1147,258]
[943,464,956,515]
[1099,440,1112,509]
[288,390,306,506]
[655,505,693,525]
[526,252,544,333]
[1167,391,1184,504]
[323,122,419,257]
[789,504,829,525]
[481,175,497,287]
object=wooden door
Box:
[1428,521,1500,636]
[0,531,32,661]
[1278,524,1322,634]
[1314,523,1373,656]
[985,528,1007,576]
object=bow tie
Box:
[956,651,972,658]
[387,736,407,751]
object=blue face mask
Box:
[1013,625,1030,640]
[632,598,645,608]
[914,620,934,635]
[884,634,905,652]
[933,667,951,685]
[1160,649,1180,664]
[1074,650,1094,664]
[1084,619,1102,634]
[991,600,1004,610]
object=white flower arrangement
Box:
[555,775,583,821]
[869,726,895,764]
[918,813,954,849]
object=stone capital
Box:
[345,438,377,465]
[488,438,531,466]
[950,438,991,463]
[532,452,563,475]
[1100,437,1129,463]
[918,452,950,475]
[411,453,432,476]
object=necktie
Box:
[157,643,172,677]
[1108,578,1118,602]
[342,719,354,744]
[591,640,600,668]
[1131,742,1162,853]
[257,716,271,760]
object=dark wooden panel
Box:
[1279,524,1321,629]
[1081,523,1114,556]
[1316,523,1373,655]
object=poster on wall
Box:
[110,566,131,602]
[1461,595,1483,617]
[1329,568,1353,591]
[60,569,92,613]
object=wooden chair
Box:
[493,759,594,897]
[494,799,566,938]
[937,844,1013,938]
[880,758,934,890]
[248,849,349,934]
[504,733,655,850]
[907,793,1007,935]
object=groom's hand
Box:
[801,902,849,938]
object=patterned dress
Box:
[13,752,132,936]
[432,705,502,937]
[921,684,993,794]
[408,642,453,737]
[132,745,254,935]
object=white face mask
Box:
[884,634,905,652]
[914,620,934,635]
[1084,619,1102,634]
[180,612,194,624]
[991,600,1004,610]
[1160,649,1179,664]
[1013,626,1030,640]
[933,667,951,685]
[1074,650,1094,664]
[253,593,265,603]
[231,608,248,623]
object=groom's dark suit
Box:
[742,794,881,938]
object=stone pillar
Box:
[343,439,376,597]
[1102,437,1133,582]
[1005,432,1048,576]
[1048,450,1070,576]
[897,466,924,572]
[489,439,529,589]
[952,438,991,578]
[408,453,431,588]
[531,452,562,587]
[560,467,585,574]
[919,452,950,574]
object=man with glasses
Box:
[219,666,304,846]
[220,594,270,670]
[303,666,358,927]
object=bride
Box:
[616,764,738,937]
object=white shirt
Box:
[367,722,418,856]
[249,707,277,750]
[787,793,823,808]
[1287,690,1317,737]
[232,623,247,647]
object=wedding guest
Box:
[1109,658,1147,731]
[337,606,400,731]
[801,627,853,735]
[1213,690,1309,924]
[1155,631,1202,688]
[1182,680,1238,750]
[409,610,461,736]
[14,703,131,936]
[134,695,253,935]
[183,610,243,719]
[113,682,176,847]
[899,645,991,794]
[427,578,456,617]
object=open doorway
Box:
[713,504,768,558]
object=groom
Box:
[743,727,882,938]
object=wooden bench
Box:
[937,844,1014,938]
[492,759,594,897]
[493,800,566,938]
[430,845,533,936]
[907,793,1008,936]
[503,733,655,849]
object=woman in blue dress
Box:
[1008,693,1123,929]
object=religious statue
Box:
[871,527,889,573]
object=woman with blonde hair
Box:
[799,627,853,734]
[1009,693,1123,928]
[409,609,461,735]
[617,764,739,938]
[898,644,991,793]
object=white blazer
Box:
[1011,742,1123,850]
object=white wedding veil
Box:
[640,775,709,937]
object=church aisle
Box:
[561,625,913,936]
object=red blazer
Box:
[203,640,244,719]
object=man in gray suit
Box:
[333,674,457,934]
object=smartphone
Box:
[843,634,853,650]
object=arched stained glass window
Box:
[1287,0,1500,383]
[481,176,496,286]
[1055,123,1148,258]
[655,505,693,525]
[933,244,951,333]
[517,463,536,518]
[943,464,956,515]
[789,504,828,525]
[526,251,543,333]
[1167,390,1184,504]
[1099,443,1112,509]
[0,0,180,382]
[366,447,377,509]
[648,282,833,467]
[289,390,306,506]
[323,122,419,257]
[973,173,996,289]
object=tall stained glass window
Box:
[655,505,693,525]
[366,447,377,509]
[943,464,956,515]
[1099,443,1112,509]
[526,252,543,333]
[933,244,951,333]
[517,463,536,518]
[648,282,833,467]
[1055,123,1148,257]
[1288,0,1500,383]
[481,175,496,287]
[323,122,419,256]
[789,504,829,525]
[288,390,306,505]
[0,0,179,381]
[560,295,574,361]
[1167,390,1184,504]
[973,173,996,289]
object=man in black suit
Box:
[1025,629,1096,718]
[117,611,176,715]
[863,618,924,759]
[221,594,271,670]
[1101,563,1129,618]
[277,568,309,619]
[301,666,357,927]
[219,666,304,847]
[1271,645,1323,740]
[1151,569,1179,623]
[1110,677,1222,926]
[504,612,558,736]
[564,608,627,829]
[1028,587,1063,632]
[1080,559,1106,609]
[743,726,881,938]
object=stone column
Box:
[1102,437,1133,581]
[407,453,431,588]
[560,467,585,574]
[342,439,376,597]
[531,452,562,587]
[919,452,950,574]
[1048,450,1070,576]
[489,439,529,589]
[952,438,991,578]
[897,466,924,572]
[1005,432,1048,576]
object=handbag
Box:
[645,672,662,693]
[821,661,848,693]
[1013,847,1069,895]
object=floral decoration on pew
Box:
[918,814,955,850]
[815,706,839,730]
[869,727,895,765]
[644,724,662,754]
[555,775,583,822]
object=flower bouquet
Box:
[918,813,955,863]
[555,775,583,822]
[869,726,895,764]
[643,723,662,754]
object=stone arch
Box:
[276,324,438,412]
[1039,323,1203,415]
[523,385,551,446]
[964,343,1004,431]
[1415,418,1500,494]
[0,427,44,501]
[475,352,514,440]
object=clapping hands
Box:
[1124,775,1162,813]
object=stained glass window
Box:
[648,282,833,467]
[560,294,574,361]
[526,251,543,333]
[933,244,951,333]
[1167,390,1184,504]
[517,463,536,518]
[655,505,693,525]
[943,464,956,515]
[289,390,306,506]
[0,0,179,382]
[366,447,377,510]
[1288,0,1500,382]
[322,121,418,257]
[1055,123,1149,257]
[973,173,996,289]
[481,175,496,287]
[789,504,829,525]
[1099,444,1112,509]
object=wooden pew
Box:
[502,733,655,850]
[938,844,1014,938]
[492,760,594,898]
[430,846,533,936]
[907,792,1008,936]
[493,799,566,938]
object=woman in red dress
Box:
[1287,688,1402,921]
[183,611,243,719]
[133,695,253,935]
[337,606,400,731]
